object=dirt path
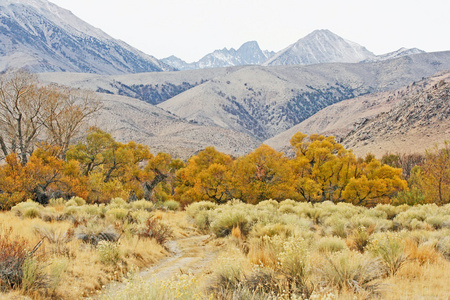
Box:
[139,234,219,281]
[96,234,221,298]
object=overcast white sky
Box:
[50,0,450,63]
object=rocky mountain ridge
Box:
[162,41,275,70]
[0,0,173,74]
[265,70,450,157]
[158,51,450,141]
[162,30,424,70]
[342,72,450,157]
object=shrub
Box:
[437,236,450,258]
[65,196,86,207]
[347,226,373,253]
[75,224,120,246]
[130,199,154,211]
[11,200,43,218]
[34,225,73,256]
[185,201,217,218]
[105,208,128,221]
[210,211,249,238]
[316,236,347,253]
[137,217,173,245]
[367,233,406,276]
[21,256,49,293]
[319,251,385,296]
[97,241,121,265]
[207,257,243,296]
[0,226,29,290]
[162,200,181,211]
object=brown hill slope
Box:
[265,71,450,154]
[343,73,450,157]
[159,51,450,140]
[90,93,260,159]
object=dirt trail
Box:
[139,234,219,281]
[96,234,220,298]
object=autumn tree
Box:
[342,158,407,206]
[174,147,233,205]
[290,133,358,203]
[0,145,89,206]
[289,132,407,206]
[143,152,184,201]
[419,142,450,204]
[0,69,100,164]
[231,144,294,204]
[66,128,155,202]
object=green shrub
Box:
[105,208,128,221]
[11,200,43,218]
[48,198,65,207]
[108,197,129,209]
[130,199,154,211]
[97,241,121,265]
[65,196,86,207]
[319,251,384,296]
[210,212,249,237]
[316,236,347,253]
[163,200,181,211]
[437,236,450,258]
[367,233,406,276]
[21,256,49,292]
[185,201,217,218]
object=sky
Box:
[50,0,450,63]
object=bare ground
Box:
[94,234,221,298]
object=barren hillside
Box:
[91,93,260,159]
[343,73,450,157]
[265,71,450,154]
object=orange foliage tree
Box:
[174,147,233,205]
[231,144,294,204]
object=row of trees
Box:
[175,133,408,206]
[0,128,418,209]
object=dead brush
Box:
[0,226,47,293]
[34,225,74,256]
[0,226,29,290]
[75,224,120,247]
[137,216,173,245]
[404,238,440,265]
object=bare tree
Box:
[0,69,102,164]
[40,85,102,156]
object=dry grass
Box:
[0,209,179,299]
[384,257,450,299]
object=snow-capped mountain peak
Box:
[0,0,173,74]
[264,29,375,66]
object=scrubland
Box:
[0,198,190,299]
[4,198,444,299]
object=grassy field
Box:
[1,198,449,299]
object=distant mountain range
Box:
[162,41,275,70]
[0,0,174,74]
[0,0,427,74]
[162,30,425,70]
[40,51,450,145]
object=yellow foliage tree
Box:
[231,144,294,204]
[290,132,407,205]
[419,142,450,204]
[174,147,233,205]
